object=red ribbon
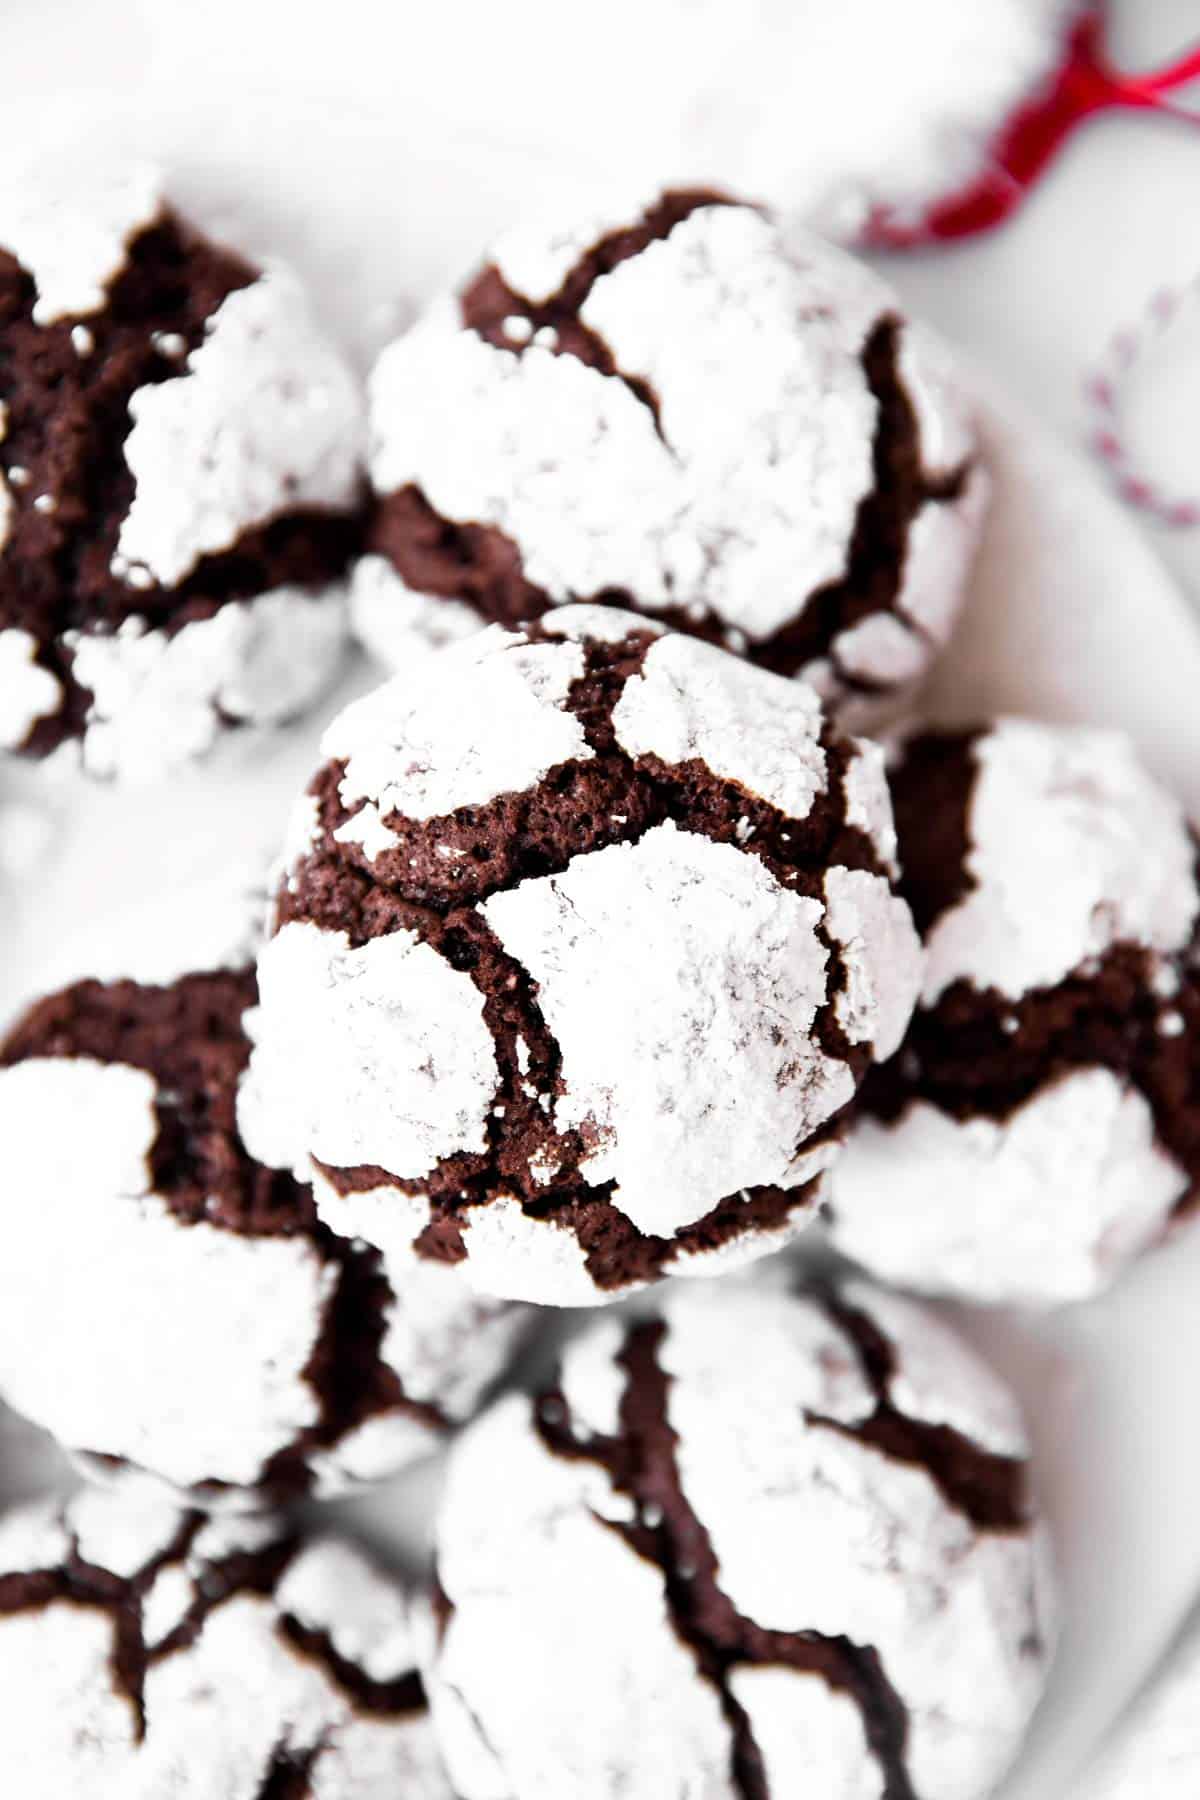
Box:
[864,5,1200,248]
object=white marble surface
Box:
[2,4,1200,1796]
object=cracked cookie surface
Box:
[829,718,1200,1304]
[0,158,363,776]
[242,607,922,1304]
[0,962,527,1502]
[354,190,984,719]
[0,1484,452,1800]
[427,1275,1051,1800]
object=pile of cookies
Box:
[1,164,1194,1798]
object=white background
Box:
[2,3,1200,1795]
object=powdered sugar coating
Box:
[892,468,990,655]
[0,158,162,324]
[824,866,923,1062]
[686,0,1078,239]
[730,1666,883,1799]
[833,612,928,689]
[0,1503,72,1575]
[0,965,526,1501]
[326,628,590,829]
[831,1068,1187,1306]
[373,207,872,635]
[350,552,481,667]
[244,921,500,1182]
[309,1180,439,1287]
[843,735,899,873]
[210,586,347,726]
[370,1253,527,1420]
[297,1178,533,1429]
[611,632,829,819]
[69,1482,189,1577]
[664,1291,1044,1798]
[372,316,680,596]
[430,1279,1049,1800]
[482,823,851,1235]
[430,1398,734,1800]
[305,1413,442,1500]
[118,269,362,588]
[0,1058,330,1490]
[556,1318,631,1439]
[541,600,666,645]
[1,1605,133,1796]
[579,206,876,631]
[0,1488,453,1800]
[263,609,919,1304]
[830,717,1200,1306]
[456,1197,615,1306]
[924,719,1199,1005]
[276,1537,420,1683]
[0,181,361,774]
[368,200,979,703]
[897,321,979,478]
[311,1164,832,1309]
[841,1282,1027,1458]
[0,628,62,751]
[66,584,347,781]
[487,185,663,303]
[141,1563,198,1648]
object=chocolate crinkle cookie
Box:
[427,1276,1053,1800]
[351,187,986,718]
[827,717,1200,1304]
[0,157,364,777]
[239,606,923,1305]
[0,963,528,1503]
[0,1483,453,1800]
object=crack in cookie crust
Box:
[858,727,1200,1208]
[2,969,317,1235]
[0,208,361,757]
[362,193,978,704]
[460,187,730,434]
[0,971,508,1497]
[0,1493,444,1796]
[534,1319,917,1800]
[297,629,886,912]
[430,1279,1044,1799]
[254,1743,321,1800]
[814,1294,1028,1532]
[366,326,969,690]
[273,621,915,1293]
[0,1508,283,1737]
[833,721,1200,1303]
[278,1614,428,1717]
